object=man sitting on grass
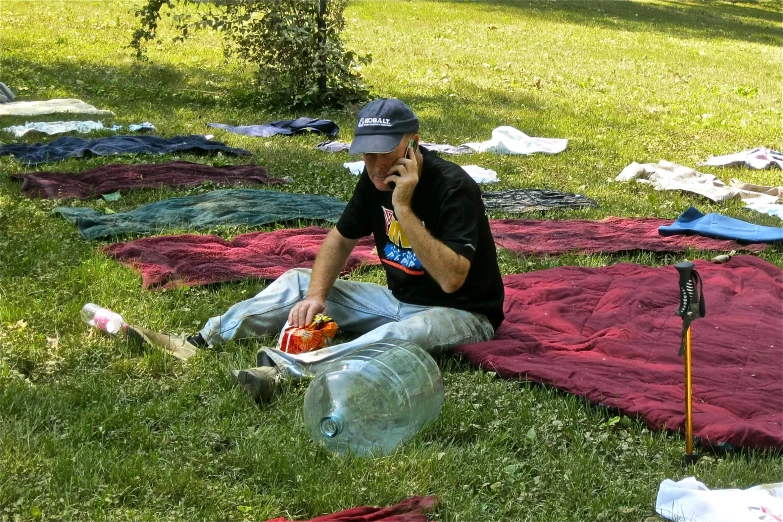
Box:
[141,98,505,403]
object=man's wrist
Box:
[394,203,415,219]
[304,292,327,303]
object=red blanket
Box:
[265,496,437,522]
[454,256,783,449]
[490,217,764,255]
[101,227,379,288]
[13,161,285,199]
[104,218,757,289]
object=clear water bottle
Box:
[303,339,445,456]
[80,303,127,335]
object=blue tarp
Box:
[658,206,783,244]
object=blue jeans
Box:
[200,268,495,378]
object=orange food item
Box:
[278,314,338,354]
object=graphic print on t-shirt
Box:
[382,206,424,275]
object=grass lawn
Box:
[1,0,782,520]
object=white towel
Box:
[463,126,568,155]
[615,161,783,219]
[3,121,156,138]
[0,98,113,117]
[4,120,107,137]
[461,165,498,183]
[656,477,783,522]
[615,160,740,202]
[343,160,365,176]
[701,147,783,170]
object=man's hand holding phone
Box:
[386,138,419,209]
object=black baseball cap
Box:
[349,98,419,154]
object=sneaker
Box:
[125,325,198,361]
[231,366,284,404]
[187,333,208,349]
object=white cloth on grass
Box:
[732,179,783,220]
[343,160,498,184]
[343,160,365,176]
[3,121,156,137]
[127,122,156,132]
[316,140,351,152]
[4,120,106,137]
[461,165,498,183]
[656,477,783,522]
[0,99,113,117]
[615,160,741,202]
[730,179,783,200]
[743,200,783,220]
[616,161,783,219]
[701,147,783,170]
[463,126,568,155]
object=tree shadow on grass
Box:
[3,58,183,106]
[1,52,638,143]
[433,0,783,47]
[0,48,701,180]
[0,55,285,126]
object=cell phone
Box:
[389,139,417,190]
[404,138,418,158]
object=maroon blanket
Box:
[13,161,285,199]
[104,218,758,290]
[101,227,380,288]
[490,217,764,255]
[454,256,783,449]
[264,496,437,522]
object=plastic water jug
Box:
[303,339,445,456]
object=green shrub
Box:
[131,0,371,109]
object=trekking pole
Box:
[674,261,706,466]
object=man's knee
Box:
[383,315,435,347]
[390,308,494,349]
[280,268,312,282]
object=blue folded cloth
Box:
[659,206,783,243]
[208,117,339,138]
[0,135,250,165]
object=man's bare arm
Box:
[384,147,470,294]
[288,227,359,327]
[394,206,470,293]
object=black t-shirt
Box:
[336,147,505,329]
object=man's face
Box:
[363,138,408,192]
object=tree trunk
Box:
[317,0,327,94]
